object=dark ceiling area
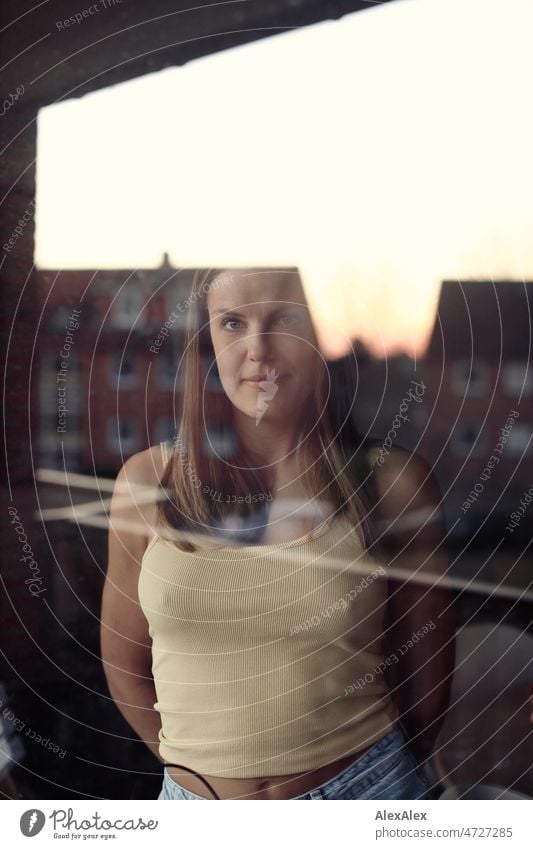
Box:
[1,0,396,109]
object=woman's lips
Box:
[242,374,288,386]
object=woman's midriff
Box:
[165,738,380,800]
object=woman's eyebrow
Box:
[211,305,301,317]
[211,307,247,317]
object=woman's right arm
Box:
[100,451,164,763]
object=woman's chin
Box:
[232,403,281,423]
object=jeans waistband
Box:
[291,724,407,799]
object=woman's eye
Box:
[221,318,243,331]
[220,314,300,330]
[276,313,298,326]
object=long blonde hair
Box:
[156,267,381,553]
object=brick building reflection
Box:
[35,264,533,549]
[36,253,194,473]
[421,280,533,547]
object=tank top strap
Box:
[160,439,174,465]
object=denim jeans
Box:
[158,725,436,800]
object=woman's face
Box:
[206,271,322,423]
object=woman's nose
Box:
[247,331,271,361]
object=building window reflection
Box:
[155,351,182,390]
[451,422,488,457]
[153,417,176,445]
[502,362,533,396]
[506,424,533,457]
[106,416,139,454]
[108,353,138,389]
[111,283,144,329]
[452,360,489,397]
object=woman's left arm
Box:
[372,448,456,765]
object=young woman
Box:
[100,267,456,800]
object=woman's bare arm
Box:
[100,448,165,762]
[372,447,456,764]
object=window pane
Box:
[3,0,531,807]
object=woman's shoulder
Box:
[363,439,414,471]
[366,442,433,479]
[365,442,443,539]
[365,442,436,501]
[108,445,170,549]
[118,442,170,489]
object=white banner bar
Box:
[3,799,532,848]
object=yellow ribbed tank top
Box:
[138,442,399,778]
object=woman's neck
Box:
[233,410,304,467]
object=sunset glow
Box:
[35,0,533,357]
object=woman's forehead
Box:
[207,270,305,308]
